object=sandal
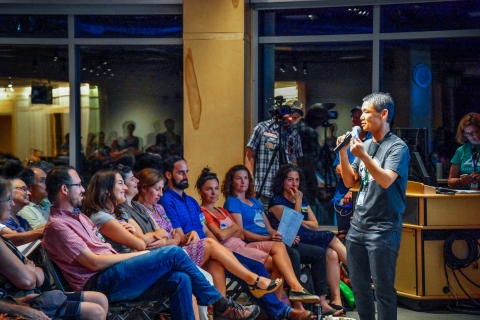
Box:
[247,276,283,298]
[288,289,320,303]
[323,307,344,317]
[328,303,347,315]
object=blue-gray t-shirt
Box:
[351,134,410,232]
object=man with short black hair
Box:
[339,92,409,320]
[42,165,260,320]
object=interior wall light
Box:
[292,63,298,72]
[302,63,307,75]
[279,64,286,73]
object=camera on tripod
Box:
[315,103,337,127]
[268,96,292,120]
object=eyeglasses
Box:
[0,195,13,202]
[464,131,479,137]
[15,186,29,193]
[65,183,82,188]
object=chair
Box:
[41,248,169,320]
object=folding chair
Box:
[41,248,169,320]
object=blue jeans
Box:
[229,253,289,320]
[346,228,401,320]
[92,246,222,320]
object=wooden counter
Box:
[394,181,480,309]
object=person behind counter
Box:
[448,112,480,190]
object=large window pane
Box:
[0,15,67,38]
[76,15,182,38]
[260,42,372,223]
[382,38,480,178]
[381,1,480,33]
[0,45,68,164]
[79,45,183,175]
[259,7,373,36]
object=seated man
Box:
[41,165,259,320]
[17,167,50,230]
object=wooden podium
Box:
[395,181,480,309]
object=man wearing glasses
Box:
[17,167,50,230]
[245,100,303,209]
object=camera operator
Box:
[293,104,330,204]
[245,99,303,209]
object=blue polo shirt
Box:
[160,188,207,239]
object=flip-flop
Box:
[323,307,344,317]
[328,303,347,315]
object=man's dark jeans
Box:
[346,228,401,320]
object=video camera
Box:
[268,96,292,120]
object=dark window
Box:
[0,15,67,38]
[76,15,182,38]
[381,1,480,33]
[259,7,373,37]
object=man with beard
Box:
[42,165,260,320]
[160,156,313,320]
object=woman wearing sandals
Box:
[196,167,319,308]
[222,164,345,317]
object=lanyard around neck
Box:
[361,131,393,190]
[471,144,479,172]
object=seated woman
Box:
[0,177,108,320]
[196,167,319,306]
[448,112,480,189]
[82,169,282,300]
[0,178,44,246]
[222,165,345,316]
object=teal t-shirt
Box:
[451,143,480,189]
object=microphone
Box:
[333,126,361,153]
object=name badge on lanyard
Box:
[472,147,478,190]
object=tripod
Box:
[256,118,288,199]
[318,124,338,189]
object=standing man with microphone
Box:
[338,93,410,320]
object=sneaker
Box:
[213,297,260,320]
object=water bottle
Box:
[315,303,322,320]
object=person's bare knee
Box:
[79,302,106,320]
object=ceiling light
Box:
[279,64,286,73]
[303,63,307,75]
[292,64,298,72]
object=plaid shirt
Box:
[247,119,302,197]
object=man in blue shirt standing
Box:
[332,106,372,234]
[160,156,315,320]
